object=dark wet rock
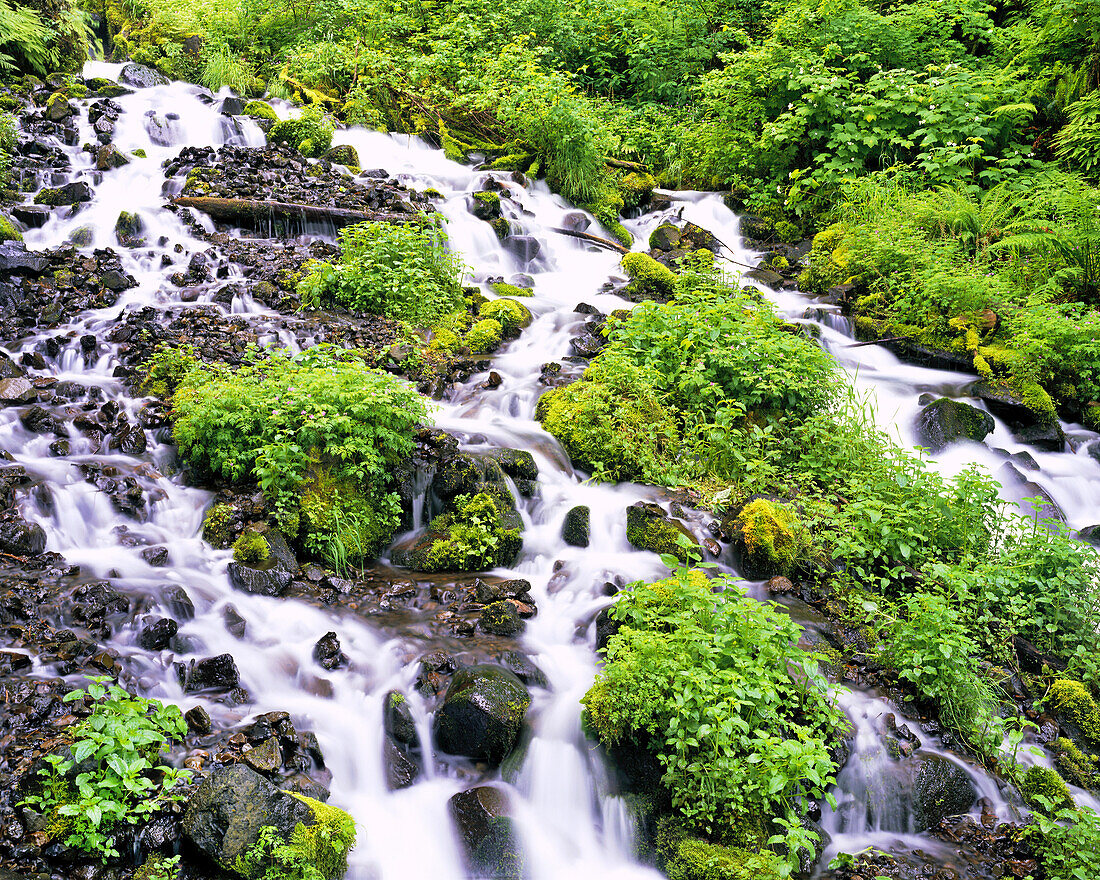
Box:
[626,502,698,562]
[182,764,315,870]
[972,381,1064,450]
[562,505,590,547]
[279,774,330,803]
[502,235,540,262]
[914,398,994,451]
[323,144,360,168]
[384,690,418,746]
[474,578,533,605]
[139,547,169,569]
[499,651,548,689]
[34,180,92,206]
[69,581,129,628]
[560,211,590,233]
[96,143,130,171]
[1078,525,1100,546]
[163,584,195,620]
[243,737,283,774]
[113,211,145,247]
[0,378,35,404]
[312,631,347,669]
[0,513,47,556]
[182,653,241,692]
[120,63,170,89]
[219,95,247,116]
[19,405,63,435]
[912,754,978,832]
[449,786,523,880]
[485,448,538,482]
[1010,422,1067,451]
[0,241,51,274]
[434,664,531,766]
[227,561,293,597]
[137,616,178,651]
[569,333,605,359]
[10,205,50,229]
[478,601,525,637]
[384,735,420,790]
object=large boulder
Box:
[914,398,994,451]
[182,764,315,871]
[626,502,698,562]
[433,665,530,766]
[911,754,978,832]
[227,528,299,596]
[972,381,1064,451]
[0,513,46,556]
[562,505,590,547]
[120,63,170,88]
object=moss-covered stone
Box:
[433,665,531,765]
[430,327,462,352]
[269,111,334,157]
[734,498,808,579]
[914,397,994,451]
[622,252,677,301]
[1053,737,1098,789]
[465,318,503,354]
[656,820,785,880]
[562,505,590,547]
[479,298,532,332]
[471,190,502,221]
[232,530,270,565]
[284,794,357,880]
[243,100,278,121]
[1019,764,1075,812]
[798,222,849,293]
[479,600,525,636]
[626,502,699,563]
[490,281,534,298]
[298,460,397,561]
[1047,680,1100,747]
[393,492,522,573]
[617,171,656,210]
[0,212,22,243]
[202,502,235,549]
[322,144,359,170]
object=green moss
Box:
[490,281,534,298]
[0,212,22,243]
[1053,737,1098,789]
[735,499,809,578]
[430,328,462,352]
[1085,404,1100,432]
[656,820,784,880]
[798,222,849,293]
[132,148,147,158]
[232,530,270,565]
[1020,764,1075,812]
[202,503,235,549]
[625,505,697,562]
[472,190,501,211]
[141,344,200,399]
[617,171,656,210]
[479,298,532,332]
[465,318,503,354]
[244,100,278,121]
[1048,680,1100,746]
[489,217,511,240]
[622,252,677,300]
[236,796,356,880]
[416,492,523,572]
[298,461,398,564]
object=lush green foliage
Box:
[268,105,334,156]
[21,678,191,861]
[166,345,427,564]
[0,0,86,76]
[582,565,841,862]
[0,111,16,190]
[420,492,521,572]
[1024,804,1100,880]
[235,796,356,880]
[298,219,464,327]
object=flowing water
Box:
[4,63,1100,878]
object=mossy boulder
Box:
[626,502,698,563]
[733,498,808,579]
[649,223,681,252]
[243,100,278,121]
[478,600,525,636]
[1019,764,1074,811]
[1047,680,1100,747]
[798,223,849,293]
[232,530,270,565]
[490,281,533,298]
[0,213,22,243]
[322,144,359,170]
[617,171,656,210]
[430,452,522,523]
[227,526,299,597]
[114,210,145,247]
[182,764,317,873]
[479,298,532,333]
[914,397,994,451]
[621,252,677,302]
[656,821,785,880]
[202,502,236,549]
[1053,737,1099,789]
[434,665,531,766]
[269,111,334,158]
[562,505,590,547]
[449,786,524,880]
[471,190,502,221]
[34,181,92,206]
[466,318,503,354]
[45,91,74,121]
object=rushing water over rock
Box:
[3,61,1099,880]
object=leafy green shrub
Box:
[420,492,521,572]
[0,111,15,190]
[298,219,464,327]
[537,353,679,482]
[169,346,426,564]
[21,678,191,861]
[141,343,200,399]
[883,593,1006,757]
[582,565,841,858]
[1024,804,1100,880]
[269,106,334,157]
[234,795,356,880]
[1055,93,1100,176]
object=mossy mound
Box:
[626,502,699,563]
[0,212,23,243]
[393,492,521,572]
[1019,765,1075,812]
[269,110,334,157]
[232,530,270,565]
[1053,737,1099,789]
[202,502,235,549]
[490,281,534,298]
[734,498,809,579]
[479,298,532,332]
[465,318,503,354]
[243,100,278,121]
[617,171,656,210]
[797,222,849,293]
[1047,680,1100,746]
[622,252,677,301]
[656,821,785,880]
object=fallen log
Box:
[171,196,415,231]
[551,227,628,254]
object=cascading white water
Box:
[5,60,1099,880]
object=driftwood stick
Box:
[172,196,415,230]
[845,335,913,348]
[551,227,629,254]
